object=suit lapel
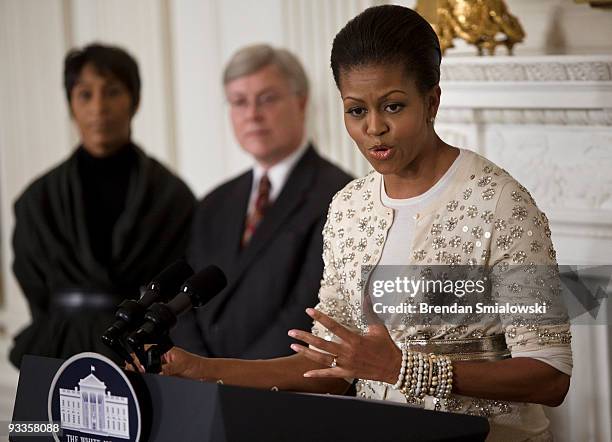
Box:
[228,146,319,290]
[219,171,252,268]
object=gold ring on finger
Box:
[330,356,338,368]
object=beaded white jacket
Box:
[311,149,572,441]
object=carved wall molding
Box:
[483,128,612,240]
[440,55,612,110]
[550,215,612,240]
[437,108,612,125]
[441,56,612,82]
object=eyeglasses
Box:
[227,92,291,112]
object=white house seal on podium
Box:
[48,352,141,442]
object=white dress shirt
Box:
[247,140,309,216]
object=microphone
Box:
[101,260,194,352]
[126,265,227,348]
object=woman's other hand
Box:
[160,347,207,380]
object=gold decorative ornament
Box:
[416,0,526,56]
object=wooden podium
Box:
[11,355,489,441]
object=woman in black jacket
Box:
[10,43,195,367]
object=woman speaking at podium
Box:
[157,6,572,440]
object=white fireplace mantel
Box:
[437,54,612,247]
[440,55,612,114]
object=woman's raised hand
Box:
[288,308,402,384]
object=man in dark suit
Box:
[171,44,352,359]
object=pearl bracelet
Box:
[386,347,407,389]
[385,350,454,405]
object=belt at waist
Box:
[396,334,510,361]
[50,289,127,314]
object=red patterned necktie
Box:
[242,174,271,246]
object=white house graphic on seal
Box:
[59,365,129,439]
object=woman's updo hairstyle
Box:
[331,5,441,94]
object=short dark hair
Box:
[64,43,141,111]
[330,5,441,93]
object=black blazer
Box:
[171,145,353,359]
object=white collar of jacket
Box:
[368,148,479,223]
